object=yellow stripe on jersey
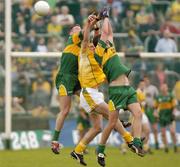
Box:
[158,102,175,110]
[108,100,116,112]
[95,44,105,58]
[102,47,116,66]
[59,84,67,96]
[63,44,80,57]
[78,47,106,88]
[82,89,97,111]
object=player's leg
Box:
[152,122,159,149]
[95,102,134,167]
[51,95,71,154]
[146,108,159,149]
[71,113,103,166]
[161,126,168,152]
[141,113,151,153]
[169,121,177,152]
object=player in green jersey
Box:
[154,83,177,153]
[93,9,145,166]
[51,25,83,154]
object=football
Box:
[34,1,50,16]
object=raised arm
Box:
[81,15,97,52]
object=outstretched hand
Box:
[88,14,98,27]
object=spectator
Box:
[123,32,144,53]
[143,14,160,52]
[12,97,26,114]
[110,6,122,33]
[136,6,149,26]
[155,29,178,52]
[30,79,51,118]
[32,77,51,95]
[32,17,47,34]
[122,10,136,33]
[166,0,180,26]
[151,63,167,88]
[36,37,48,52]
[160,18,180,35]
[47,15,62,34]
[47,37,62,52]
[75,7,88,26]
[14,13,27,35]
[12,0,31,33]
[57,5,75,37]
[13,73,29,109]
[22,29,37,51]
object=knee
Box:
[161,132,166,138]
[108,121,117,129]
[59,107,70,117]
[93,125,102,134]
[170,130,176,136]
[133,109,142,119]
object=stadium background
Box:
[0,0,180,156]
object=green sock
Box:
[133,137,142,147]
[97,144,105,154]
[52,130,60,141]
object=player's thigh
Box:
[59,96,71,112]
[80,88,104,113]
[95,102,109,119]
[128,102,142,118]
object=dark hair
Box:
[92,34,101,47]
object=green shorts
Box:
[159,110,174,127]
[108,86,137,111]
[55,73,81,96]
[145,107,157,124]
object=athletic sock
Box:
[52,130,60,141]
[133,137,142,147]
[143,144,149,152]
[97,144,105,154]
[75,142,87,154]
[123,132,133,143]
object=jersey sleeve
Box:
[72,31,83,44]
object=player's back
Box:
[59,32,83,76]
[95,40,130,83]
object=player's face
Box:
[139,81,145,90]
[70,25,81,35]
[161,84,168,93]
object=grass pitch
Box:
[0,147,179,167]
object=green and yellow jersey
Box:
[59,32,83,76]
[78,46,106,88]
[154,93,176,112]
[94,40,131,83]
[154,93,176,126]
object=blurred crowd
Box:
[0,0,180,118]
[0,0,179,52]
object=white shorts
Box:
[142,113,149,125]
[80,88,104,113]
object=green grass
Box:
[0,147,180,167]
